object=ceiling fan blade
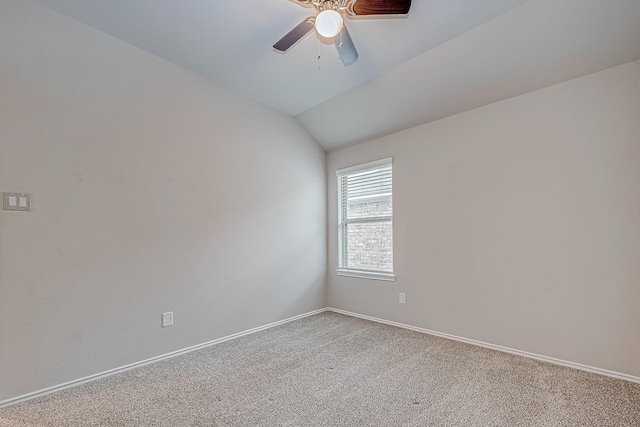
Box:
[273,17,316,52]
[352,0,411,16]
[334,24,358,65]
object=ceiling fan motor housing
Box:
[299,0,358,16]
[297,0,411,16]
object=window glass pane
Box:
[345,221,393,272]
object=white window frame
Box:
[336,158,395,282]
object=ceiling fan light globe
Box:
[315,10,343,38]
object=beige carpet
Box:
[1,312,639,426]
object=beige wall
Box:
[327,61,640,377]
[0,0,326,401]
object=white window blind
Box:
[337,158,393,277]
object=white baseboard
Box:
[0,308,329,409]
[327,307,640,385]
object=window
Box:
[336,158,395,281]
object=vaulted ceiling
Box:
[34,0,640,151]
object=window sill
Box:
[335,269,396,282]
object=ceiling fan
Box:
[274,0,412,65]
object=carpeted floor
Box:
[1,312,639,426]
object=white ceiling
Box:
[33,0,640,151]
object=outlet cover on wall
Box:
[162,312,173,328]
[399,293,406,304]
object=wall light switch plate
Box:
[162,312,173,328]
[399,293,406,304]
[3,192,31,211]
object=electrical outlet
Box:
[399,293,406,304]
[162,312,173,328]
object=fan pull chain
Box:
[339,30,343,48]
[317,37,321,70]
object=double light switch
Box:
[3,192,31,211]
